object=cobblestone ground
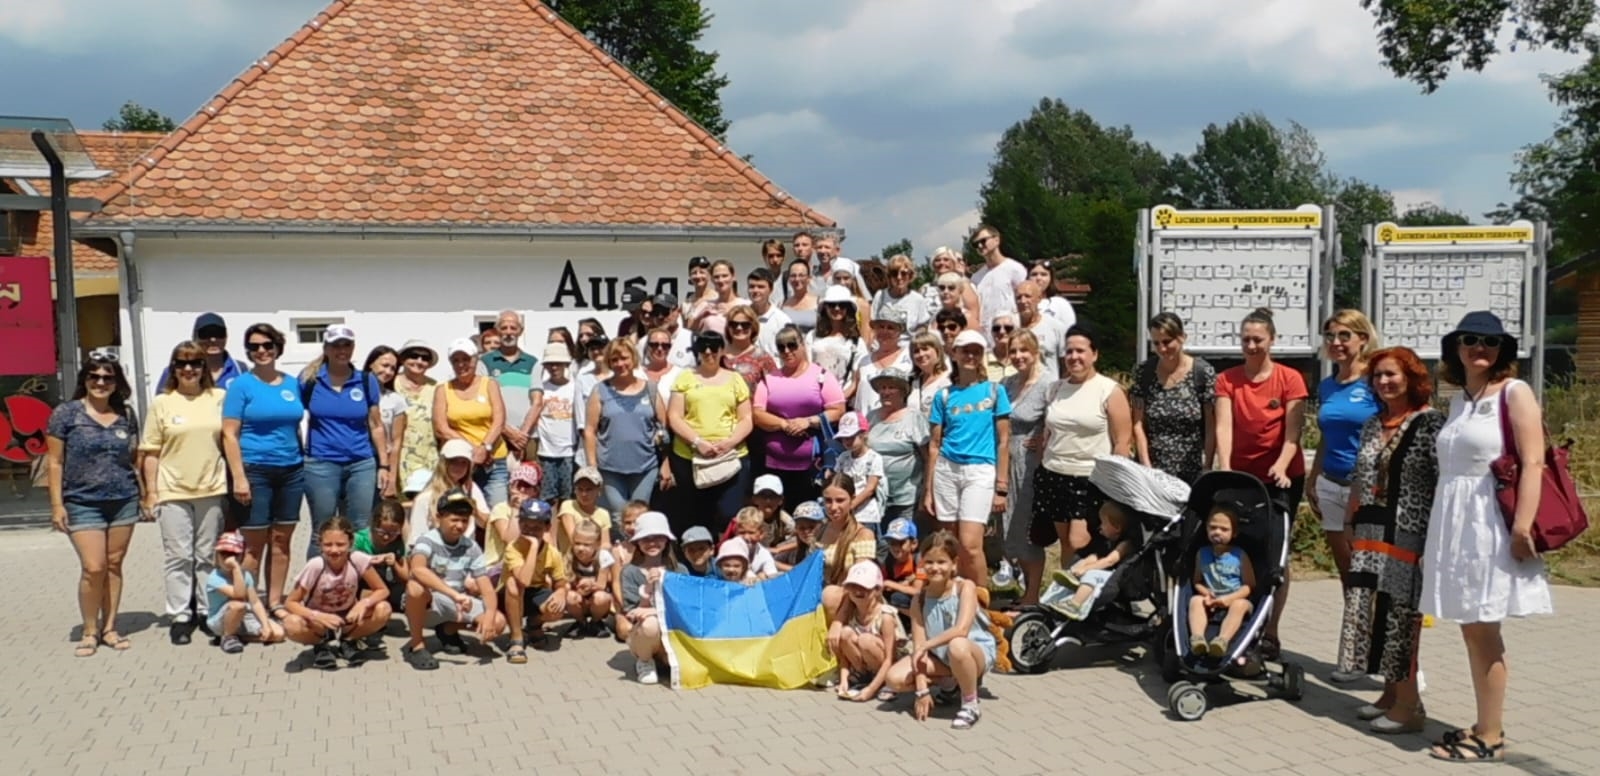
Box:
[3,525,1597,776]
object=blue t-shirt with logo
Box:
[222,372,305,467]
[929,380,1011,465]
[303,367,381,463]
[1317,375,1379,481]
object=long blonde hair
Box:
[424,453,476,512]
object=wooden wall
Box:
[1579,274,1600,383]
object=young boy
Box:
[775,500,823,572]
[205,532,285,653]
[402,487,507,670]
[830,412,884,532]
[557,466,612,554]
[611,500,648,566]
[355,499,411,619]
[729,508,781,579]
[881,518,925,614]
[503,499,569,662]
[726,474,794,547]
[680,526,717,577]
[1054,501,1140,621]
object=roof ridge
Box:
[521,0,832,229]
[90,0,356,216]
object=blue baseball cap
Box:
[884,517,917,541]
[517,499,553,521]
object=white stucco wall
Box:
[121,235,769,395]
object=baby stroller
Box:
[1005,457,1191,674]
[1156,470,1304,721]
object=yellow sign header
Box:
[1374,222,1535,245]
[1152,204,1322,230]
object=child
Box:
[775,500,823,572]
[355,499,410,618]
[557,466,613,555]
[611,500,647,566]
[680,526,717,577]
[1189,506,1256,658]
[564,518,616,638]
[401,487,507,671]
[528,343,579,505]
[503,499,568,663]
[728,508,781,579]
[830,412,884,532]
[1052,501,1139,621]
[726,474,795,549]
[885,530,997,730]
[408,439,489,547]
[715,538,757,584]
[828,560,900,703]
[484,462,540,586]
[282,517,393,669]
[205,532,285,654]
[882,518,925,614]
[621,511,678,684]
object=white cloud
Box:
[1390,188,1447,214]
[1314,122,1453,162]
[811,178,982,261]
[0,0,320,57]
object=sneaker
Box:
[1051,568,1080,588]
[1189,636,1208,656]
[1207,638,1229,658]
[311,642,338,670]
[340,639,367,666]
[569,621,587,641]
[1417,669,1427,694]
[169,617,195,646]
[635,658,659,685]
[1061,600,1087,621]
[1329,670,1366,684]
[220,635,244,654]
[590,621,613,640]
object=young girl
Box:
[564,519,616,638]
[407,439,489,546]
[1054,501,1138,620]
[621,512,678,684]
[828,560,900,703]
[729,507,780,579]
[817,475,879,624]
[715,538,755,584]
[1190,506,1256,658]
[355,498,410,618]
[504,499,568,662]
[611,500,647,566]
[483,463,539,587]
[831,412,885,531]
[557,467,613,555]
[282,517,393,669]
[206,532,285,654]
[527,344,578,504]
[885,530,997,730]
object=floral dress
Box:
[1337,409,1442,682]
[396,380,439,491]
[1130,355,1215,483]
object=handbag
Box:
[692,448,741,488]
[1489,384,1589,553]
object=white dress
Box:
[1419,380,1552,623]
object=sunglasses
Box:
[1322,330,1356,343]
[401,350,431,362]
[972,236,991,247]
[85,373,117,385]
[891,270,913,278]
[648,342,671,351]
[776,341,802,353]
[245,341,276,352]
[174,358,205,370]
[649,309,673,319]
[992,325,1015,334]
[727,320,753,331]
[1460,334,1503,349]
[196,328,227,340]
[938,284,957,292]
[939,324,962,332]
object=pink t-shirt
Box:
[293,552,372,613]
[753,363,845,471]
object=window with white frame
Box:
[291,317,345,345]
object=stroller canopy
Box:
[1090,456,1190,523]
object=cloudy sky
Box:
[0,0,1581,257]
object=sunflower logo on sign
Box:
[1154,206,1176,229]
[1377,224,1397,244]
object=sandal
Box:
[403,644,439,671]
[1430,734,1504,763]
[951,704,982,730]
[311,642,338,670]
[100,631,131,651]
[1441,727,1505,746]
[74,633,99,658]
[506,640,528,664]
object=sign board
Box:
[0,257,57,376]
[1138,205,1333,358]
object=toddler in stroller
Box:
[1050,501,1138,620]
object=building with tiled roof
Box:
[76,0,833,394]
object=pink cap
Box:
[716,537,750,562]
[215,532,246,555]
[843,560,883,589]
[510,462,542,489]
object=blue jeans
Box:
[600,468,658,517]
[303,457,377,558]
[241,463,305,530]
[474,457,509,508]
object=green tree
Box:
[547,0,731,139]
[873,238,913,261]
[1168,113,1334,210]
[102,101,176,133]
[1397,203,1473,226]
[1359,0,1593,92]
[1332,179,1398,308]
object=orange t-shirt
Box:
[1215,363,1308,479]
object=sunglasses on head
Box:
[88,347,119,363]
[1460,334,1503,349]
[174,358,205,370]
[245,341,276,352]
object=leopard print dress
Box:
[1336,409,1443,682]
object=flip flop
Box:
[100,631,131,651]
[74,634,99,658]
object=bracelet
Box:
[914,688,931,698]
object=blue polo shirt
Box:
[222,372,305,467]
[303,367,381,463]
[156,354,247,392]
[929,380,1011,465]
[1317,375,1379,481]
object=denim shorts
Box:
[241,463,306,529]
[65,498,140,533]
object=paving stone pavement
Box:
[3,525,1598,776]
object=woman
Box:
[140,341,227,646]
[364,345,408,497]
[935,272,981,333]
[866,368,928,529]
[934,309,968,351]
[433,337,508,507]
[926,247,981,324]
[575,318,607,375]
[851,306,911,414]
[1336,347,1442,735]
[721,304,777,391]
[1421,312,1552,763]
[1000,330,1050,605]
[753,325,847,512]
[923,330,1010,589]
[221,323,305,613]
[831,268,874,333]
[586,339,671,515]
[1131,313,1216,484]
[809,285,864,388]
[870,254,932,336]
[780,259,820,336]
[48,350,147,656]
[1027,260,1076,324]
[908,331,952,420]
[1309,310,1380,595]
[1035,325,1132,560]
[300,326,389,557]
[1215,308,1308,659]
[664,327,754,538]
[689,260,748,332]
[390,339,439,499]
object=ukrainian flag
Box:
[660,552,835,690]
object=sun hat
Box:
[215,531,246,555]
[632,511,675,542]
[834,410,868,438]
[844,560,884,589]
[752,474,784,496]
[437,486,475,515]
[952,330,987,351]
[517,499,553,521]
[573,466,603,486]
[1441,310,1517,373]
[403,470,432,495]
[542,343,572,364]
[439,439,475,460]
[681,526,714,546]
[869,367,911,394]
[399,339,438,365]
[884,517,918,542]
[510,462,542,489]
[321,324,356,344]
[871,306,907,328]
[821,285,855,306]
[448,337,478,357]
[716,537,750,562]
[793,500,824,522]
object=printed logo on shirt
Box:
[350,388,364,402]
[114,429,128,440]
[477,394,489,403]
[281,389,296,402]
[492,369,503,377]
[1350,386,1372,403]
[172,416,186,426]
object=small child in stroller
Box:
[1188,505,1256,658]
[1052,501,1138,620]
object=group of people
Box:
[42,226,1554,749]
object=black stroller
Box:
[1005,457,1191,674]
[1154,470,1305,720]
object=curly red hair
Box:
[1365,347,1432,410]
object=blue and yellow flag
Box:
[659,552,834,690]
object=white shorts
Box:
[933,458,995,525]
[1315,474,1352,532]
[408,590,489,627]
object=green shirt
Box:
[353,528,406,558]
[479,350,538,377]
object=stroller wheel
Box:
[1168,681,1208,721]
[1005,612,1057,675]
[1282,662,1305,701]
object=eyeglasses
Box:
[647,342,671,351]
[401,350,430,362]
[776,342,802,353]
[992,325,1014,334]
[85,373,117,385]
[174,359,204,370]
[88,347,118,363]
[649,309,673,319]
[245,341,276,352]
[1460,334,1503,349]
[727,321,752,331]
[1322,330,1356,343]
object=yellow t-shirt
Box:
[139,388,227,501]
[669,369,751,459]
[556,500,613,555]
[503,535,567,590]
[484,503,515,570]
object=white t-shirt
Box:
[1026,315,1070,381]
[871,289,932,337]
[835,447,886,524]
[1041,296,1077,328]
[533,378,579,457]
[378,391,409,441]
[971,258,1027,327]
[754,305,793,354]
[807,333,863,388]
[635,327,696,369]
[750,545,779,578]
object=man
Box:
[637,292,695,368]
[158,312,246,390]
[1014,280,1068,379]
[792,231,814,266]
[745,268,792,354]
[810,231,864,298]
[479,310,539,459]
[616,286,652,341]
[969,224,1027,328]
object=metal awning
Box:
[0,117,111,181]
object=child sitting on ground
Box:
[830,412,884,534]
[401,487,506,671]
[881,517,924,614]
[828,560,900,703]
[564,518,616,639]
[557,467,612,555]
[680,526,718,577]
[725,474,795,548]
[728,507,781,579]
[885,530,997,730]
[1052,501,1139,620]
[775,500,823,572]
[355,499,410,621]
[621,512,678,684]
[281,517,393,669]
[206,532,285,654]
[483,463,540,586]
[504,499,568,662]
[1189,505,1256,658]
[715,538,758,584]
[611,500,647,566]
